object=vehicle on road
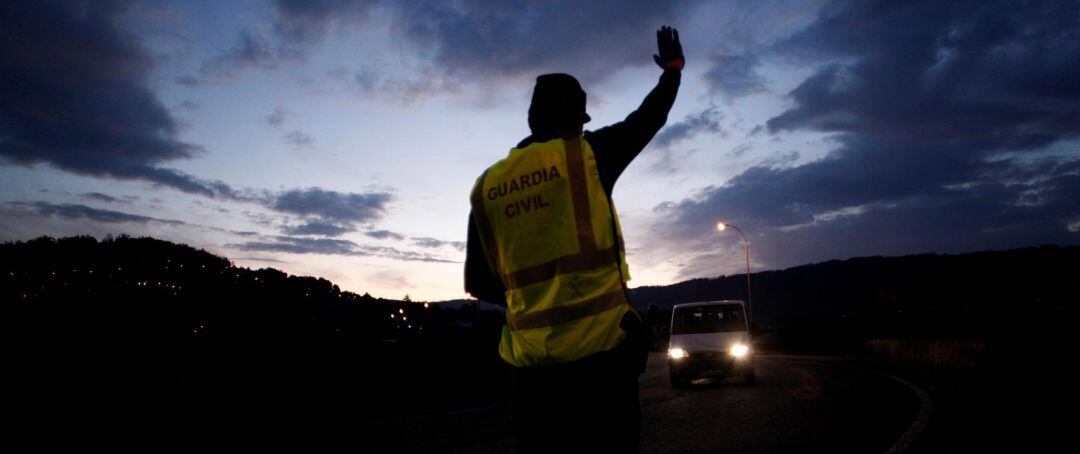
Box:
[667,300,754,388]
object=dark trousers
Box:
[511,343,643,454]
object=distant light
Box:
[730,344,749,358]
[402,316,407,321]
[399,308,404,314]
[717,222,727,231]
[668,347,687,359]
[390,314,395,319]
[424,303,430,309]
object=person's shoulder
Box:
[515,135,533,149]
[472,145,515,188]
[582,129,610,152]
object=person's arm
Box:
[585,69,681,194]
[464,212,507,306]
[586,26,684,195]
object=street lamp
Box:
[717,222,752,322]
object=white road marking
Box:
[853,366,933,454]
[766,357,933,454]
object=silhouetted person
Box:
[644,303,661,352]
[465,26,684,453]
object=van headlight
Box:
[668,347,687,359]
[729,344,749,358]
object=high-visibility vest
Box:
[470,136,636,367]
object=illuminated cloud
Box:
[229,236,457,263]
[365,230,406,241]
[412,237,466,251]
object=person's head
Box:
[528,73,590,137]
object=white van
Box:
[667,300,754,387]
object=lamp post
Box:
[717,222,752,322]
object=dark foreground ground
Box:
[135,354,923,453]
[19,344,1069,453]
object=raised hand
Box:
[653,25,684,70]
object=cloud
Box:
[174,74,200,87]
[82,192,130,204]
[198,30,280,84]
[206,226,261,238]
[0,1,234,198]
[272,187,392,223]
[233,256,289,264]
[650,0,1080,278]
[229,236,457,263]
[283,221,352,237]
[689,0,827,101]
[267,188,394,237]
[365,230,406,240]
[703,53,767,99]
[182,0,375,86]
[242,0,702,99]
[284,130,315,148]
[384,1,695,85]
[177,100,201,111]
[412,236,466,251]
[272,0,374,50]
[765,0,1080,147]
[231,236,356,255]
[653,107,724,149]
[265,108,289,127]
[333,67,463,105]
[9,201,186,226]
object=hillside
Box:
[5,235,1077,446]
[627,245,1078,350]
[3,235,507,447]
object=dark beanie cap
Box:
[528,73,591,134]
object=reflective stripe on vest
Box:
[471,136,634,367]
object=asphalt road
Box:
[160,353,924,453]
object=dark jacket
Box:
[465,68,681,306]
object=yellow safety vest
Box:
[470,136,636,367]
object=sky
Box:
[2,0,1078,301]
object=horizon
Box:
[6,232,1072,303]
[3,0,1078,301]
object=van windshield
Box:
[672,305,746,334]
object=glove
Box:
[653,25,684,70]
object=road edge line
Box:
[852,366,933,454]
[765,357,933,454]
